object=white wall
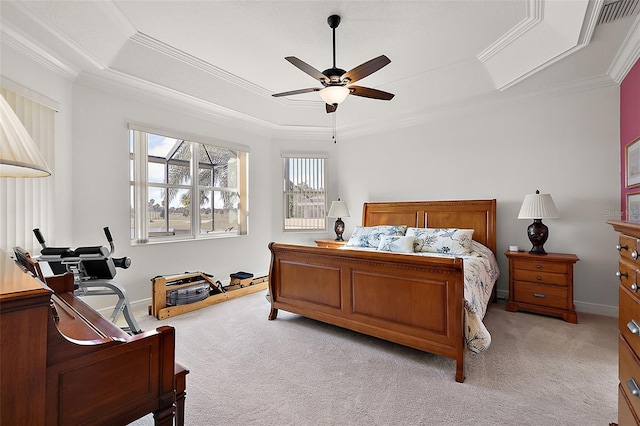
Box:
[336,86,621,315]
[70,82,274,309]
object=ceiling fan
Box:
[272,15,395,113]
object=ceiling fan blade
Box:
[285,57,329,83]
[326,103,338,113]
[349,86,395,101]
[342,55,391,84]
[272,87,322,97]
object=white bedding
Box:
[341,240,500,353]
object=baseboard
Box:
[496,289,618,318]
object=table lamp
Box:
[517,190,559,255]
[0,94,51,177]
[327,199,350,241]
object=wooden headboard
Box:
[362,199,497,254]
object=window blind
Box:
[0,88,55,254]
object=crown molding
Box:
[608,14,640,83]
[1,19,79,80]
[338,73,617,139]
[130,32,319,109]
[477,0,543,63]
[10,1,106,71]
[478,0,598,90]
[76,69,330,141]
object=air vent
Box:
[597,0,639,25]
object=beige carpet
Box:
[130,291,618,426]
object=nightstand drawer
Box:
[620,285,640,357]
[619,336,640,418]
[512,259,568,274]
[513,281,568,309]
[512,269,568,286]
[315,239,347,249]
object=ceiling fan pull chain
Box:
[332,112,337,143]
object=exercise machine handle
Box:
[103,227,113,243]
[33,228,46,246]
[103,226,116,256]
[113,257,131,269]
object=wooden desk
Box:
[1,250,186,425]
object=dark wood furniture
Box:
[1,250,188,425]
[314,238,348,248]
[268,199,497,383]
[608,220,640,425]
[504,251,579,323]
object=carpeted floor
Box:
[130,291,618,426]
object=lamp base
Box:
[527,219,549,255]
[334,218,345,241]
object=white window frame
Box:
[282,152,328,232]
[130,124,249,244]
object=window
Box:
[130,126,249,244]
[282,154,327,231]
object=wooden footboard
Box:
[268,243,467,382]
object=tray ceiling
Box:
[1,0,639,136]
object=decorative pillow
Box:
[346,225,408,248]
[377,235,415,253]
[406,227,474,254]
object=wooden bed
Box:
[267,199,497,382]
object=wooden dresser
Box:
[0,250,186,425]
[505,251,579,323]
[609,221,640,425]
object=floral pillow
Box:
[406,227,474,254]
[346,225,407,248]
[377,235,415,253]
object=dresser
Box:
[505,251,579,323]
[609,220,640,425]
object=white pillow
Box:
[346,225,408,248]
[378,235,415,253]
[406,228,474,254]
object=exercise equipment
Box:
[33,227,142,334]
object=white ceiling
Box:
[2,1,639,136]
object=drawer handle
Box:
[536,276,542,280]
[627,378,640,398]
[618,244,630,252]
[536,264,542,269]
[628,320,640,335]
[634,250,639,260]
[533,293,546,298]
[617,271,629,279]
[632,283,639,293]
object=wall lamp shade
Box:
[517,190,559,255]
[327,199,350,241]
[0,95,51,177]
[319,86,349,105]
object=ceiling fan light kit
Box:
[319,86,349,105]
[273,14,394,113]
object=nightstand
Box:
[505,251,579,323]
[314,239,347,249]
